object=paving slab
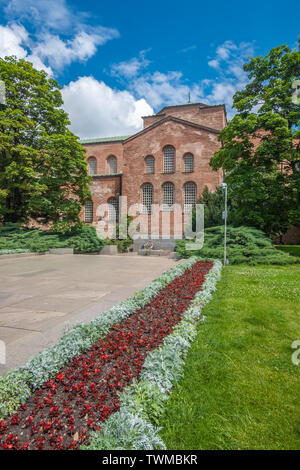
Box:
[0,254,177,374]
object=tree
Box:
[0,56,91,231]
[210,43,300,237]
[196,185,229,228]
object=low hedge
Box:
[275,245,300,257]
[0,224,105,254]
[176,226,298,265]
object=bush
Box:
[275,245,300,257]
[176,226,298,265]
[106,214,133,252]
[0,225,105,254]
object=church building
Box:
[80,102,226,237]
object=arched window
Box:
[107,155,117,174]
[108,197,118,221]
[162,182,174,211]
[84,200,93,222]
[184,182,197,212]
[88,157,97,175]
[184,153,194,173]
[163,145,175,174]
[142,183,153,214]
[145,155,155,174]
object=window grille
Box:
[142,183,153,214]
[184,153,194,173]
[108,197,118,221]
[145,156,155,174]
[184,182,196,213]
[85,200,93,222]
[88,157,97,175]
[162,182,174,211]
[163,146,175,173]
[107,156,117,174]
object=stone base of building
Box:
[133,236,177,252]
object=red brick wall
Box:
[82,104,226,234]
[122,119,222,213]
[142,115,165,128]
[84,142,124,175]
[80,176,121,223]
[142,105,226,131]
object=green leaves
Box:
[177,226,297,265]
[0,57,90,230]
[210,43,300,237]
[233,44,300,128]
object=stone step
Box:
[138,249,172,257]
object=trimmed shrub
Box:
[176,226,298,265]
[0,225,105,254]
[275,245,300,257]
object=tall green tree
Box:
[210,43,300,237]
[196,185,229,228]
[0,56,91,231]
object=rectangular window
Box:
[162,183,174,211]
[163,146,175,173]
[184,154,194,173]
[85,201,93,222]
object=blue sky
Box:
[0,0,299,138]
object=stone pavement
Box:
[0,254,176,375]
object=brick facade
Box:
[81,102,226,236]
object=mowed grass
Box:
[159,265,300,450]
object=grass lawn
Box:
[159,264,300,450]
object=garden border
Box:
[82,259,222,450]
[0,256,202,420]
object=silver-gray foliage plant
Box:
[83,259,222,450]
[0,257,197,419]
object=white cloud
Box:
[0,19,118,73]
[111,50,150,79]
[0,23,52,74]
[25,54,53,75]
[205,40,255,118]
[216,41,237,60]
[208,40,253,72]
[179,45,197,53]
[0,23,28,58]
[33,28,119,70]
[118,40,255,119]
[3,0,77,32]
[61,76,153,139]
[1,0,119,72]
[207,59,219,69]
[132,71,204,108]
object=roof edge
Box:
[123,115,220,144]
[80,135,131,145]
[157,102,208,115]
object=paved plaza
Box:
[0,254,176,374]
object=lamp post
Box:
[221,182,228,266]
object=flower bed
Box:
[84,259,222,450]
[0,258,222,450]
[0,257,198,420]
